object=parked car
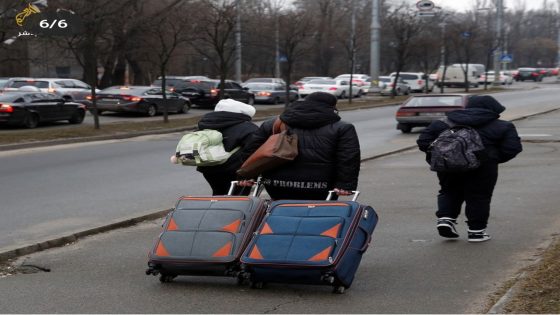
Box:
[245,82,298,104]
[2,78,95,104]
[0,91,86,128]
[514,68,543,82]
[180,79,255,108]
[390,72,434,92]
[334,74,371,94]
[151,75,210,95]
[378,76,411,96]
[478,71,513,85]
[91,86,191,116]
[243,77,286,86]
[293,76,332,89]
[395,94,470,133]
[298,79,361,99]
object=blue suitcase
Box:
[240,191,378,293]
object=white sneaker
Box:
[468,229,491,243]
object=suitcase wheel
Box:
[159,274,177,283]
[250,281,265,289]
[332,286,346,294]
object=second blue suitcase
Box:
[240,192,378,293]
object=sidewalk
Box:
[1,111,559,313]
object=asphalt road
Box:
[1,84,560,254]
[1,111,559,313]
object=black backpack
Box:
[428,118,485,172]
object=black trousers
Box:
[436,162,499,230]
[202,172,251,196]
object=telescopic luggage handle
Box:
[228,177,264,197]
[326,190,360,201]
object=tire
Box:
[339,91,346,99]
[400,124,412,133]
[68,109,85,124]
[63,95,73,102]
[247,97,255,105]
[179,102,191,114]
[146,104,157,117]
[23,112,39,129]
[273,97,280,105]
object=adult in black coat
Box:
[197,99,258,195]
[240,92,361,200]
[417,95,522,242]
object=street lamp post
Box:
[493,0,503,86]
[439,20,446,93]
[370,0,380,85]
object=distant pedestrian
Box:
[417,95,522,242]
[238,92,361,200]
[196,99,258,195]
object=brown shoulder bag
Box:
[236,118,298,179]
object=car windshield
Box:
[379,77,392,82]
[246,83,274,90]
[246,78,273,83]
[405,96,464,107]
[9,81,49,88]
[307,80,335,85]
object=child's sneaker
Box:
[436,217,459,238]
[468,229,491,243]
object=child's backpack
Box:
[172,130,239,166]
[428,118,485,172]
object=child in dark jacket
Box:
[196,99,258,195]
[417,95,522,242]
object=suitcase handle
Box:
[358,225,372,253]
[228,177,263,197]
[326,190,360,201]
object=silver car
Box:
[378,76,411,96]
[3,78,95,104]
[245,83,298,104]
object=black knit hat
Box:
[304,92,338,108]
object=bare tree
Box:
[188,0,237,99]
[278,9,313,106]
[384,4,424,97]
[144,7,189,123]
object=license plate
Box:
[100,98,118,102]
[419,112,445,116]
[310,87,322,89]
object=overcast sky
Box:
[402,0,555,12]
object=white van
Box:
[436,65,480,88]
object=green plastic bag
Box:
[172,130,239,166]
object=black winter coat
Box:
[196,111,258,175]
[417,96,522,164]
[241,100,361,200]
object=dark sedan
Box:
[245,82,299,104]
[395,94,470,133]
[0,92,86,128]
[180,80,254,108]
[91,86,191,116]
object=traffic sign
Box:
[417,11,436,17]
[461,32,472,38]
[500,54,513,63]
[416,0,435,11]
